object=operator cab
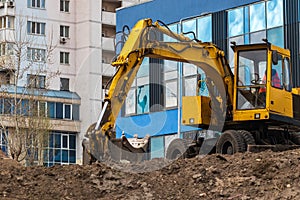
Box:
[232,43,293,121]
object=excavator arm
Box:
[83,18,234,162]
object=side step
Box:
[248,144,300,153]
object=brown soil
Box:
[1,149,300,200]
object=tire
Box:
[216,130,246,154]
[166,139,188,160]
[239,130,256,150]
[290,133,300,145]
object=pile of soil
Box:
[1,149,300,199]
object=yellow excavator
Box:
[82,18,300,164]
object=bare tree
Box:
[0,15,59,165]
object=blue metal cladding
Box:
[116,0,262,31]
[116,109,179,138]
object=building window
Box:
[44,132,76,166]
[0,16,14,29]
[27,0,45,9]
[164,60,178,108]
[47,102,79,120]
[0,43,14,56]
[63,104,71,119]
[60,25,69,38]
[60,52,69,64]
[181,15,212,42]
[60,0,70,12]
[125,58,149,115]
[27,74,46,89]
[60,78,69,91]
[197,15,212,42]
[227,0,284,65]
[27,21,46,35]
[0,129,7,154]
[27,48,46,62]
[0,71,10,84]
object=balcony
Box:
[0,29,16,41]
[102,36,115,52]
[102,11,116,26]
[0,1,15,16]
[0,115,81,133]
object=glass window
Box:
[197,15,212,42]
[54,149,61,162]
[60,78,69,91]
[182,19,196,39]
[137,85,149,114]
[150,136,164,159]
[69,135,76,149]
[27,21,46,35]
[271,54,283,89]
[183,63,197,76]
[56,102,63,119]
[250,31,266,44]
[197,69,209,96]
[72,104,79,120]
[184,77,197,96]
[237,49,267,109]
[228,7,244,37]
[62,150,68,162]
[267,27,284,48]
[54,134,61,148]
[283,57,292,91]
[62,135,68,149]
[48,102,55,118]
[60,0,70,12]
[228,36,244,67]
[60,52,70,64]
[163,23,178,42]
[125,58,149,115]
[267,0,283,28]
[125,88,136,115]
[63,104,71,119]
[165,81,177,107]
[164,60,178,108]
[60,25,70,37]
[69,150,76,163]
[250,3,266,32]
[44,132,77,166]
[28,0,45,9]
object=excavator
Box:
[82,18,300,164]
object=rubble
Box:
[1,149,300,199]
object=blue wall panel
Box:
[117,0,261,31]
[116,109,179,138]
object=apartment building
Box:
[0,0,147,165]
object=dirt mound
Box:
[1,149,300,199]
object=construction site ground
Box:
[1,149,300,200]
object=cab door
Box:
[269,56,293,117]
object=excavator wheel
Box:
[239,130,256,150]
[166,139,188,160]
[216,130,246,155]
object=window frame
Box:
[60,51,70,64]
[60,25,70,38]
[27,0,46,9]
[60,78,70,91]
[27,21,46,35]
[60,0,70,12]
[63,104,72,120]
